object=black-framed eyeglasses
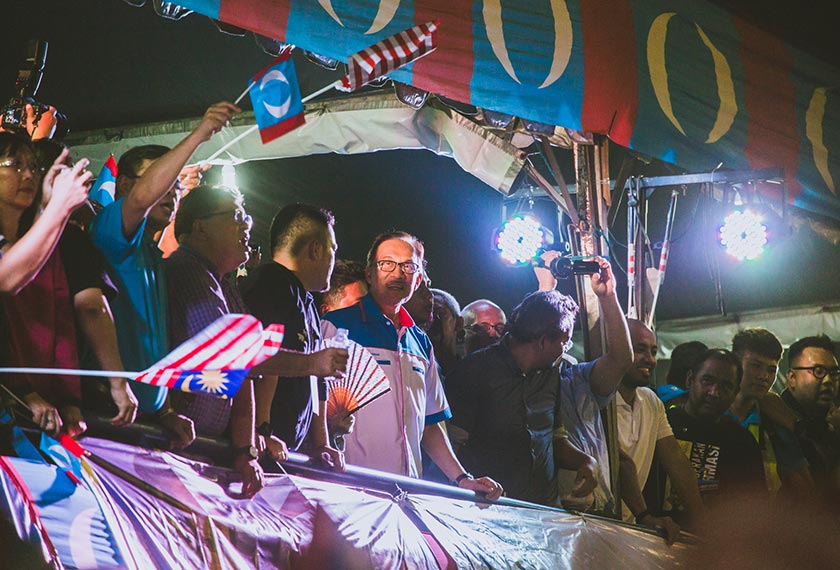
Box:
[0,158,45,176]
[198,208,252,227]
[791,365,840,381]
[467,322,506,336]
[376,259,420,274]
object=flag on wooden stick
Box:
[337,21,439,92]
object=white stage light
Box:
[719,210,767,260]
[494,215,551,264]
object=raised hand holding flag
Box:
[201,21,440,164]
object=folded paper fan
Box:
[327,340,390,416]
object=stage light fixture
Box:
[494,214,553,265]
[718,209,767,261]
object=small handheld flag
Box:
[132,314,284,397]
[89,154,118,207]
[200,21,439,164]
[249,51,306,144]
[337,21,439,92]
[0,314,285,400]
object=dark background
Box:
[2,0,839,324]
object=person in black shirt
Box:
[781,335,840,508]
[663,349,765,522]
[447,259,631,506]
[239,203,346,470]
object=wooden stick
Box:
[0,367,136,379]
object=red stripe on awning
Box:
[220,0,291,42]
[0,457,62,565]
[412,1,473,103]
[580,0,638,145]
[736,17,801,200]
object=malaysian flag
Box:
[337,20,439,92]
[231,323,286,369]
[133,314,284,399]
[0,314,284,397]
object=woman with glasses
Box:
[0,132,137,436]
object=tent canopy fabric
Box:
[169,0,840,222]
[66,92,525,195]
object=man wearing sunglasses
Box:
[782,335,840,507]
[461,299,506,355]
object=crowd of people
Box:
[2,101,840,546]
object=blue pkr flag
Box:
[248,51,305,144]
[89,153,117,207]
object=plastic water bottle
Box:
[329,328,350,351]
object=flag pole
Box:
[300,80,340,104]
[200,79,339,166]
[200,125,259,165]
[0,367,139,379]
[234,81,255,106]
[645,189,680,328]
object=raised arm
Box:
[120,101,240,236]
[588,257,633,397]
[0,152,90,295]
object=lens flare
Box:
[719,210,767,261]
[495,215,548,264]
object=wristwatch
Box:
[453,472,474,486]
[234,445,260,462]
[256,422,273,438]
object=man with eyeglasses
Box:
[90,102,239,447]
[322,231,503,499]
[781,335,840,507]
[461,299,506,355]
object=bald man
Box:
[461,299,506,354]
[616,319,704,538]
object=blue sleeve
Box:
[90,199,148,264]
[572,360,612,409]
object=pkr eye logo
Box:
[483,0,573,89]
[257,69,293,119]
[318,0,400,35]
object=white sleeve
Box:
[654,396,674,441]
